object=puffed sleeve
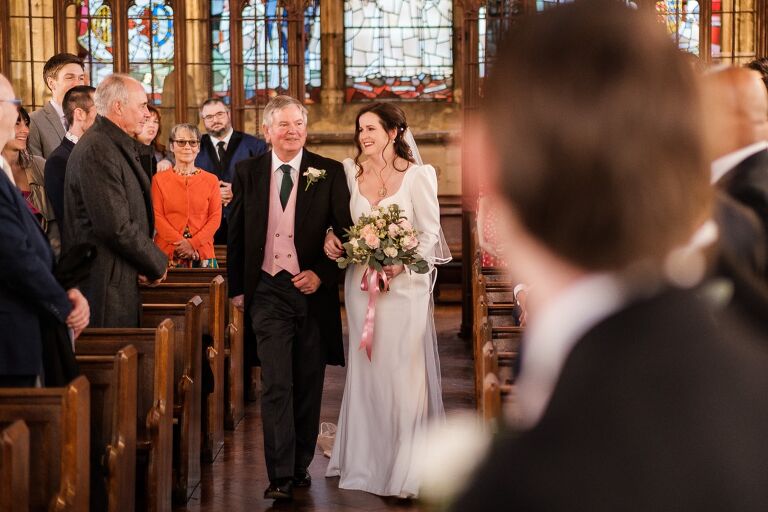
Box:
[409,165,441,260]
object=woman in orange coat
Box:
[152,123,222,268]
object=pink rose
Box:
[376,219,386,229]
[364,232,380,248]
[402,235,418,251]
[360,224,376,239]
[387,223,400,238]
[398,219,413,231]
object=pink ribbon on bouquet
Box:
[359,267,389,361]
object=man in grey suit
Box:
[63,74,167,327]
[29,53,85,158]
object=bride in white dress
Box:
[323,102,449,498]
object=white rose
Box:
[384,246,398,258]
[369,209,380,218]
[350,238,360,249]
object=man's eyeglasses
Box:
[201,111,228,122]
[0,98,22,107]
[172,139,200,148]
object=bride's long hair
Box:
[353,102,416,179]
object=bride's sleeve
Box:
[410,165,442,261]
[342,158,357,192]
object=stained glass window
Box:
[241,0,289,105]
[305,0,322,103]
[211,0,232,102]
[655,0,700,55]
[344,0,453,101]
[478,0,521,80]
[710,0,757,64]
[128,0,175,105]
[71,0,114,86]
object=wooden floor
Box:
[175,304,473,512]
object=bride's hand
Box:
[324,230,344,260]
[382,265,405,280]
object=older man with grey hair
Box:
[63,73,167,327]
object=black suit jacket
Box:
[44,136,75,226]
[717,148,768,252]
[451,288,768,512]
[228,149,353,365]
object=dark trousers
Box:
[0,375,37,387]
[213,216,228,245]
[250,270,325,482]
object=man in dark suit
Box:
[450,3,768,511]
[44,85,96,228]
[63,74,168,328]
[228,95,352,500]
[0,73,89,387]
[195,98,268,244]
[29,53,86,158]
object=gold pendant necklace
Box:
[375,167,390,198]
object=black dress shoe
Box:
[264,479,293,500]
[293,470,312,488]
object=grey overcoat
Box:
[63,115,167,327]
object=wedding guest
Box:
[451,2,768,510]
[29,53,85,158]
[0,73,89,388]
[746,57,768,91]
[44,85,96,228]
[196,98,268,243]
[152,123,221,268]
[63,74,167,327]
[136,104,172,179]
[2,106,60,256]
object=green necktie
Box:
[279,164,293,210]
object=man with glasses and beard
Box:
[194,98,267,244]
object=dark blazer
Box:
[0,170,71,376]
[29,102,66,158]
[63,115,167,327]
[196,131,268,217]
[228,149,353,365]
[44,136,75,226]
[451,288,768,512]
[717,148,768,251]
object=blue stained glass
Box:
[242,0,289,103]
[211,0,232,102]
[305,0,322,102]
[656,0,700,56]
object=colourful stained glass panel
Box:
[75,0,114,86]
[242,0,289,104]
[344,0,453,101]
[211,0,232,102]
[655,0,700,55]
[305,0,322,103]
[128,0,175,104]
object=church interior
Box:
[1,0,768,511]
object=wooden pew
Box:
[141,277,226,462]
[214,245,227,267]
[77,322,174,512]
[75,345,138,512]
[0,376,90,512]
[140,297,203,503]
[0,420,29,512]
[165,267,245,429]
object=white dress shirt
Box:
[49,100,67,130]
[710,141,768,184]
[515,273,627,429]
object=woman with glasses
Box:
[151,123,222,268]
[2,106,60,257]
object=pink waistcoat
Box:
[262,169,301,276]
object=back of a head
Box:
[63,85,95,127]
[483,0,710,272]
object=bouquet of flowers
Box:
[336,203,429,275]
[336,204,429,361]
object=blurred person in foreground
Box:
[449,2,768,511]
[152,123,221,268]
[63,74,168,327]
[0,73,89,387]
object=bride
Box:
[323,102,449,498]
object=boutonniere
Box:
[303,167,327,191]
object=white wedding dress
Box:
[326,158,447,498]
